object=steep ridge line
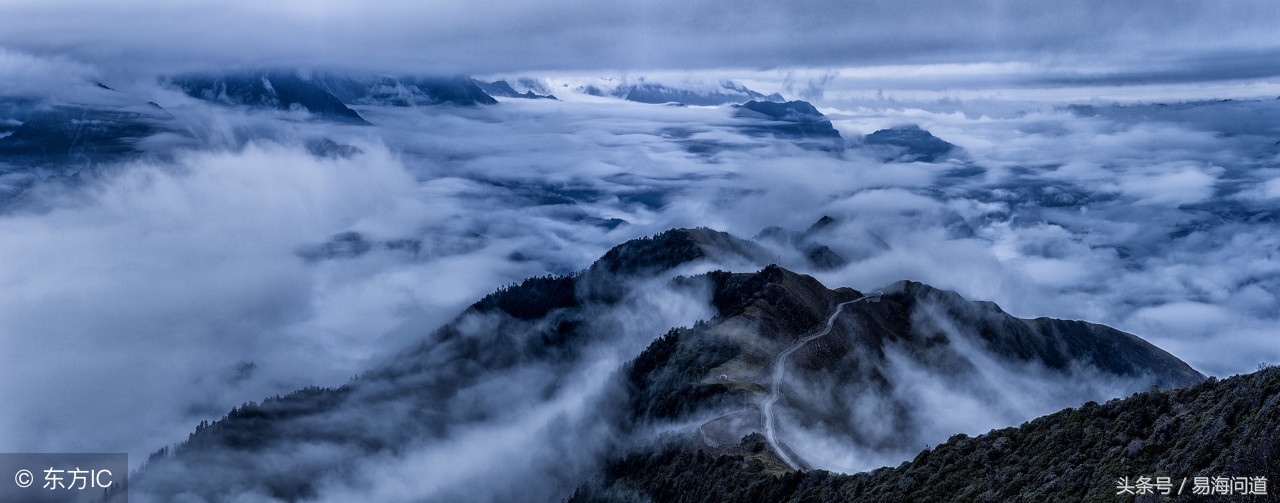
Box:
[761,295,868,470]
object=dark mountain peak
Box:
[266,73,371,124]
[517,78,553,95]
[309,74,498,107]
[588,227,767,278]
[0,92,182,209]
[473,79,556,100]
[754,216,848,271]
[702,265,857,330]
[866,279,1204,386]
[170,72,370,124]
[618,81,782,106]
[1024,317,1207,387]
[577,227,769,303]
[0,103,174,167]
[733,100,844,150]
[805,245,845,270]
[806,215,837,234]
[719,81,785,102]
[757,215,836,242]
[618,265,1205,480]
[736,100,824,122]
[620,265,852,426]
[404,76,498,106]
[137,228,777,499]
[473,79,517,96]
[467,227,768,321]
[882,278,967,303]
[862,124,956,162]
[128,228,1208,502]
[303,137,363,159]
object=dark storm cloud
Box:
[2,0,1279,80]
[1038,48,1280,86]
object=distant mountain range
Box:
[613,82,784,106]
[2,73,976,213]
[308,74,499,108]
[0,71,968,180]
[473,79,557,100]
[125,221,1214,502]
[172,73,371,124]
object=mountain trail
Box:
[761,295,868,470]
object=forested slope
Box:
[572,365,1280,502]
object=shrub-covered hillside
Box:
[572,365,1280,502]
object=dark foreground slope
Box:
[572,365,1280,503]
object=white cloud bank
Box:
[0,53,1277,499]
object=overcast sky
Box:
[2,0,1280,82]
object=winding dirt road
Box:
[761,296,867,470]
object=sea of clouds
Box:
[1,51,1277,500]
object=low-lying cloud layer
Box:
[1,51,1278,501]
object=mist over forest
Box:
[1,2,1278,502]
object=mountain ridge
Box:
[571,365,1279,502]
[171,73,371,124]
[125,225,1207,502]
